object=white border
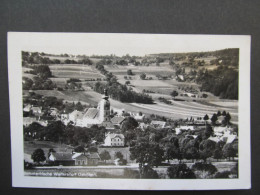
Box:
[8,32,251,190]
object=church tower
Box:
[99,89,111,123]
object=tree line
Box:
[94,64,153,104]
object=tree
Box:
[224,112,231,125]
[203,114,209,128]
[213,149,223,161]
[164,143,181,162]
[183,146,199,162]
[167,164,196,179]
[192,162,217,179]
[199,139,216,162]
[74,145,85,153]
[100,150,111,163]
[170,90,179,99]
[35,65,52,79]
[125,81,130,85]
[141,165,159,179]
[215,171,231,178]
[121,117,138,133]
[130,141,164,169]
[127,69,133,75]
[88,146,98,153]
[75,101,83,111]
[22,77,33,90]
[211,113,218,125]
[203,114,209,121]
[114,151,124,160]
[140,73,146,80]
[223,143,236,160]
[31,148,46,163]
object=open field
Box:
[105,64,175,76]
[49,64,104,79]
[24,61,238,123]
[24,161,237,179]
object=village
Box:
[23,88,238,179]
[22,49,239,179]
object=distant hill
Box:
[147,48,239,67]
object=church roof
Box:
[83,108,99,119]
[70,110,84,119]
[111,116,125,124]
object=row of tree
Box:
[24,121,106,146]
[94,64,153,104]
[22,51,93,66]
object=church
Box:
[64,89,115,129]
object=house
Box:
[213,126,233,137]
[86,153,100,165]
[31,106,42,115]
[130,112,145,121]
[103,133,125,146]
[49,107,59,117]
[23,117,48,127]
[48,152,100,166]
[175,125,195,135]
[48,153,75,166]
[23,104,32,112]
[150,120,166,129]
[139,122,149,130]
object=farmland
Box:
[22,58,239,123]
[49,64,104,80]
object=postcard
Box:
[8,32,251,190]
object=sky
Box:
[13,32,249,56]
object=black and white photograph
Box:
[8,33,251,190]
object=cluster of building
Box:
[48,151,100,166]
[24,89,238,166]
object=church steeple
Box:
[103,89,109,100]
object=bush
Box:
[191,162,217,178]
[24,161,34,170]
[167,163,196,179]
[141,166,159,179]
[215,171,231,178]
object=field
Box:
[31,86,238,123]
[49,64,104,79]
[22,58,239,123]
[24,161,237,179]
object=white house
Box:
[23,104,32,112]
[150,120,166,129]
[31,106,42,115]
[103,133,125,146]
